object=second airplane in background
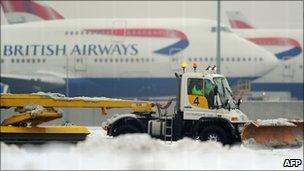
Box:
[226,11,303,99]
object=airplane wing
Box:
[1,71,67,93]
[1,71,66,85]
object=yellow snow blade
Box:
[241,120,303,147]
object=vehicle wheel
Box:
[113,124,141,137]
[199,125,229,144]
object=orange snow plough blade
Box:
[241,119,303,147]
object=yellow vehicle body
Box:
[0,126,90,143]
[0,93,154,114]
[0,93,154,143]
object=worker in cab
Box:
[191,80,203,96]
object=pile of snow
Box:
[24,105,46,115]
[1,128,303,170]
[33,92,124,101]
[23,104,63,117]
[255,118,297,126]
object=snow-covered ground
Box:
[1,127,303,170]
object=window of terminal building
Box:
[1,59,4,63]
[42,59,46,63]
[16,59,20,63]
[21,59,25,63]
[243,58,246,62]
[259,57,263,61]
[237,57,240,62]
[11,59,14,63]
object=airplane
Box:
[0,1,278,98]
[226,11,303,100]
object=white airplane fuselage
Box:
[1,18,278,97]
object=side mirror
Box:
[174,72,180,78]
[237,98,242,109]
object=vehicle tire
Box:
[199,125,229,145]
[112,124,141,137]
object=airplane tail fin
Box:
[226,11,254,29]
[0,0,64,24]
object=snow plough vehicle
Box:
[0,64,303,147]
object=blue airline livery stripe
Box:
[247,37,302,60]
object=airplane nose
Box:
[260,49,279,76]
[240,36,280,77]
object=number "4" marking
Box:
[194,97,199,105]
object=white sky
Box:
[1,1,303,29]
